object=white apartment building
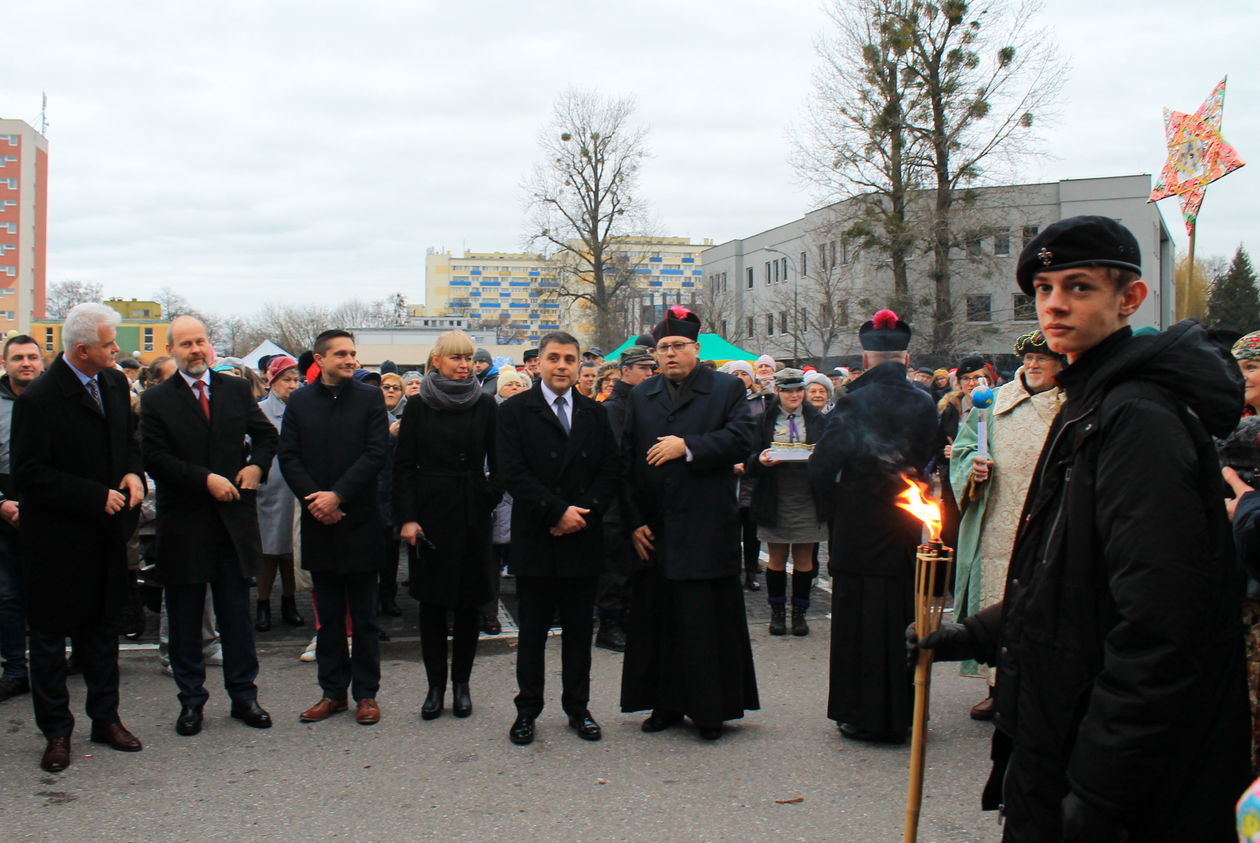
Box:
[700,175,1175,365]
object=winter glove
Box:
[905,621,976,667]
[1061,792,1127,842]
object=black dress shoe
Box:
[567,711,602,741]
[698,725,724,741]
[231,700,273,729]
[509,715,535,745]
[176,704,204,736]
[594,618,627,653]
[641,709,684,733]
[744,572,761,591]
[421,687,444,721]
[451,682,472,718]
[837,722,906,744]
[378,598,402,618]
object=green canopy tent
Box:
[603,333,758,364]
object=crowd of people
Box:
[1,214,1260,838]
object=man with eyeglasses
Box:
[619,306,759,741]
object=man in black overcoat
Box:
[809,309,936,744]
[140,316,278,736]
[498,331,621,746]
[278,330,390,726]
[12,303,145,772]
[619,306,759,740]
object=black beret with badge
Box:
[1016,215,1142,294]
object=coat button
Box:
[550,451,558,459]
[1011,578,1019,587]
[667,414,675,422]
[1000,646,1009,656]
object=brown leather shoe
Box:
[355,698,381,725]
[299,697,348,723]
[970,696,995,721]
[41,737,71,772]
[90,722,143,752]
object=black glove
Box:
[905,621,977,666]
[1061,792,1127,842]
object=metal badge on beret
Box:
[1016,215,1142,294]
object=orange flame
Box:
[896,474,942,542]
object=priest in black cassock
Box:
[619,306,759,740]
[810,309,937,743]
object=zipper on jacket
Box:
[1041,466,1072,567]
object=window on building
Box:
[720,320,728,338]
[838,300,849,325]
[0,179,16,189]
[800,307,809,333]
[994,229,1011,257]
[830,240,837,267]
[778,311,787,333]
[966,295,992,322]
[967,238,983,258]
[800,251,807,277]
[780,257,788,281]
[747,268,754,289]
[746,317,754,337]
[765,261,771,285]
[1013,293,1036,321]
[143,327,155,352]
[1023,224,1039,246]
[818,244,827,273]
[773,260,779,284]
[842,240,851,265]
[44,327,54,352]
[767,314,775,336]
[721,272,728,291]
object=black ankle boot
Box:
[421,686,444,720]
[791,602,809,636]
[254,600,272,632]
[281,595,305,627]
[769,603,787,636]
[452,682,472,718]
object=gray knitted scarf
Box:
[419,370,481,412]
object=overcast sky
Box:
[3,0,1256,317]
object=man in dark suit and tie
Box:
[140,316,278,736]
[12,303,145,772]
[497,331,621,746]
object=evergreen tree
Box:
[1206,246,1260,333]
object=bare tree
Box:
[524,88,651,349]
[250,302,332,355]
[792,0,922,315]
[695,270,739,341]
[45,280,104,319]
[795,0,1065,357]
[895,0,1065,355]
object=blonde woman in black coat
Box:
[395,331,499,722]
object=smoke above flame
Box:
[896,474,942,542]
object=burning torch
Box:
[896,475,953,843]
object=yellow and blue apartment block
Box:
[424,237,710,346]
[31,298,169,364]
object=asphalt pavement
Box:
[0,575,1001,842]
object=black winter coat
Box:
[746,398,826,528]
[497,383,621,578]
[13,356,143,632]
[965,323,1251,839]
[278,378,389,574]
[393,391,499,605]
[621,365,755,581]
[140,372,278,585]
[808,362,937,577]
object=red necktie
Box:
[193,380,210,420]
